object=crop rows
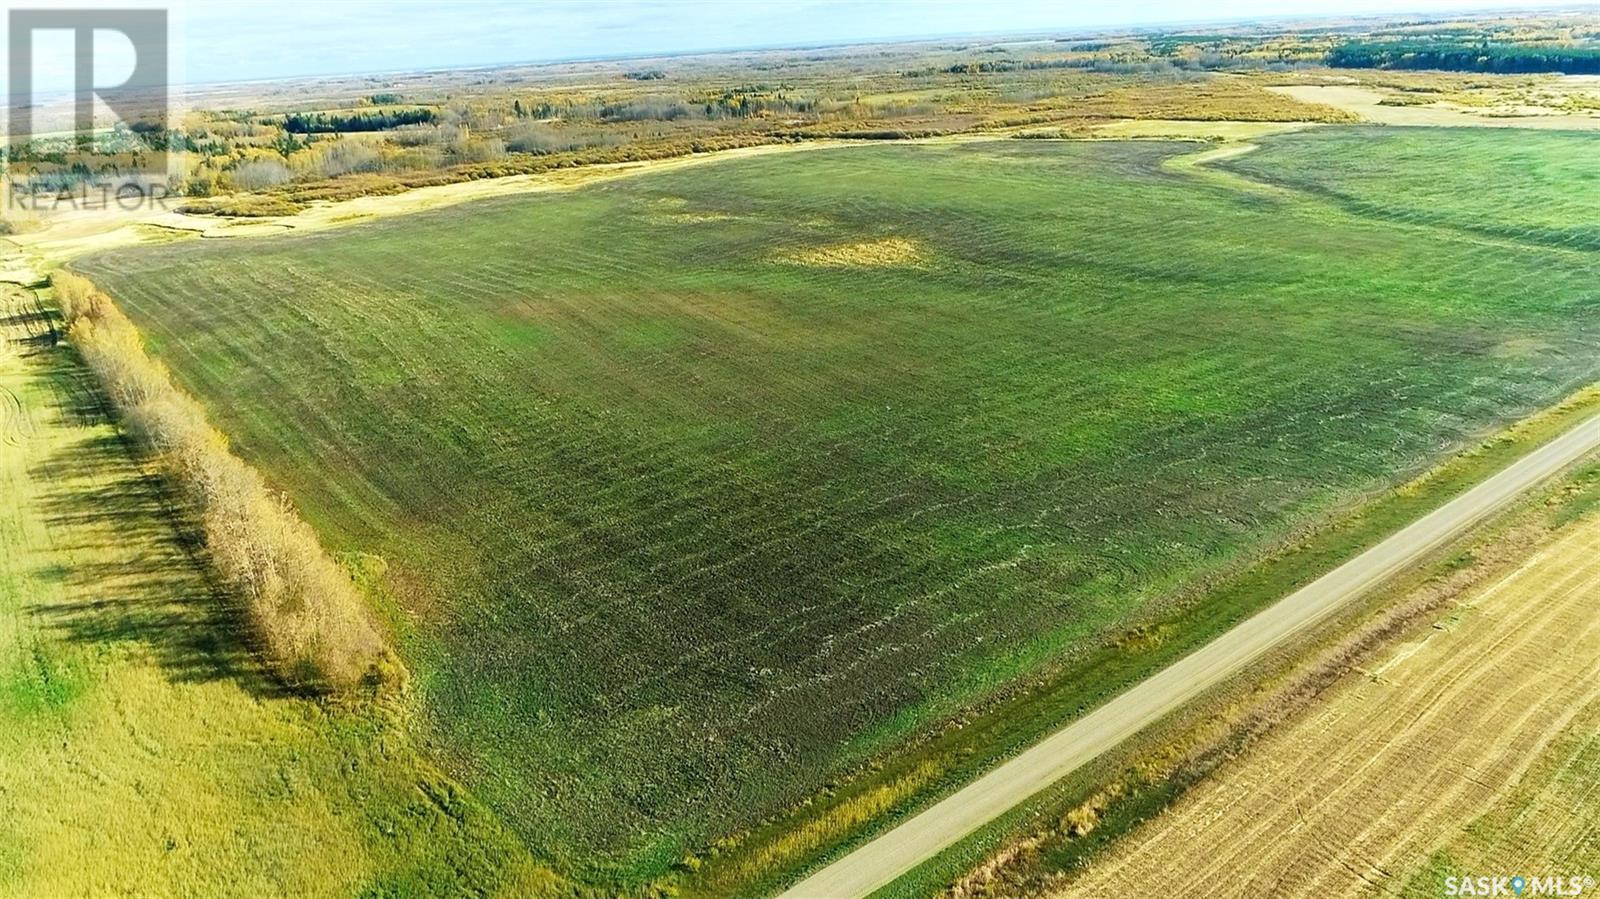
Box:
[79,135,1600,881]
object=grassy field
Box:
[0,287,555,897]
[1222,125,1600,248]
[75,132,1600,885]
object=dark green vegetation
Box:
[280,107,439,134]
[78,130,1600,889]
[1328,40,1600,74]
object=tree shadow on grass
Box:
[22,346,292,699]
[0,289,61,354]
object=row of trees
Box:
[1327,40,1600,74]
[281,107,438,134]
[53,272,402,694]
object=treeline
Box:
[1327,40,1600,74]
[52,272,402,694]
[939,56,1110,75]
[282,107,438,134]
[183,131,809,214]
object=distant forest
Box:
[281,108,438,134]
[1328,40,1600,74]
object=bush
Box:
[455,137,506,164]
[230,158,291,190]
[175,195,304,217]
[50,271,102,322]
[289,141,384,179]
[54,272,403,694]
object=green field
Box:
[1222,125,1600,248]
[77,131,1600,884]
[0,289,553,897]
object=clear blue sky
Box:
[178,0,1574,83]
[8,0,1579,91]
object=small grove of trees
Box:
[52,272,403,695]
[281,107,438,134]
[230,157,291,190]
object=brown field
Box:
[1054,510,1600,898]
[1270,82,1600,129]
[1399,695,1600,896]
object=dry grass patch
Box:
[648,197,738,224]
[777,236,926,268]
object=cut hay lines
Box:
[0,289,42,447]
[0,383,33,448]
[1055,521,1600,898]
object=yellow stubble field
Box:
[1057,503,1600,897]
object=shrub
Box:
[50,271,102,322]
[455,137,506,164]
[175,195,304,217]
[53,272,403,694]
[230,158,291,190]
[289,141,384,179]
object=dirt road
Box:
[779,412,1600,899]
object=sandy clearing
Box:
[1091,119,1316,141]
[1053,513,1600,898]
[1270,84,1600,129]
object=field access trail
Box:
[781,411,1600,898]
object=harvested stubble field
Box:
[1054,496,1600,899]
[1402,683,1600,896]
[76,132,1600,885]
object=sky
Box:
[2,0,1585,93]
